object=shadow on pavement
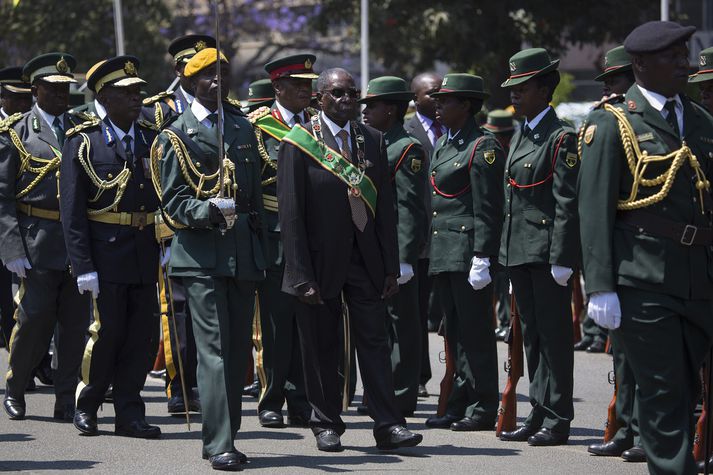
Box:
[0,460,99,471]
[0,433,33,442]
[246,452,402,472]
[350,444,521,458]
[236,430,305,441]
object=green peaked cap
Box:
[689,47,713,84]
[431,73,489,99]
[501,48,559,88]
[357,76,413,103]
[483,109,516,133]
[241,78,275,110]
[594,46,632,81]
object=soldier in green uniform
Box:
[0,53,90,422]
[498,48,580,446]
[584,45,644,464]
[690,46,713,113]
[241,78,275,114]
[247,54,316,429]
[579,21,713,474]
[424,73,505,431]
[359,76,428,416]
[155,48,267,471]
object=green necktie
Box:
[52,117,64,147]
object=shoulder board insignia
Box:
[584,125,596,144]
[223,99,246,116]
[410,158,422,172]
[137,118,159,131]
[226,97,242,108]
[593,93,625,110]
[0,112,23,133]
[483,150,496,165]
[66,117,102,137]
[565,151,578,168]
[142,90,174,106]
[69,111,97,123]
[32,115,40,132]
[248,106,271,124]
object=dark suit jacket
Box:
[277,116,399,299]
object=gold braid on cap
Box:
[603,103,711,213]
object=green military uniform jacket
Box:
[156,103,268,280]
[429,116,505,274]
[578,86,713,299]
[385,123,428,265]
[499,107,580,268]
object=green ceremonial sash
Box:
[255,114,292,141]
[283,124,378,216]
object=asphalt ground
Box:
[0,332,647,474]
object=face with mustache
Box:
[273,77,312,114]
[191,61,230,112]
[318,70,359,127]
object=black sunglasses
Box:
[324,88,360,99]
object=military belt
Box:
[17,203,60,221]
[87,210,156,228]
[262,194,278,213]
[617,210,713,246]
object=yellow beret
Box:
[183,48,228,77]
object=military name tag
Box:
[565,152,578,168]
[700,136,713,145]
[410,159,421,172]
[237,143,252,149]
[484,150,496,165]
[584,125,596,144]
[636,132,654,143]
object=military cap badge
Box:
[304,58,312,69]
[509,61,517,72]
[701,55,707,67]
[442,77,448,86]
[195,40,207,52]
[56,57,69,73]
[124,61,137,76]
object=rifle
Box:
[603,339,620,442]
[694,349,712,470]
[496,292,523,437]
[571,269,583,344]
[436,319,455,417]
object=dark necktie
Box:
[522,124,531,138]
[52,117,64,147]
[206,113,218,128]
[337,129,367,232]
[430,119,443,144]
[664,100,680,138]
[293,113,302,125]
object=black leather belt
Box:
[616,210,713,246]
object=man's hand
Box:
[587,291,622,329]
[296,281,324,305]
[5,257,31,279]
[77,272,100,298]
[396,263,414,285]
[550,265,573,286]
[381,274,398,299]
[468,257,491,290]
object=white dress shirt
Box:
[35,105,65,141]
[524,105,552,132]
[320,111,351,153]
[417,111,445,147]
[636,84,683,134]
[191,99,223,132]
[275,100,306,127]
[108,120,136,153]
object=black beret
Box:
[624,21,695,55]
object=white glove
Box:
[587,291,621,330]
[5,257,31,278]
[397,263,414,285]
[161,246,171,267]
[468,257,492,290]
[77,272,100,298]
[550,265,573,286]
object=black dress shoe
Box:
[189,398,201,413]
[104,387,113,403]
[697,456,713,472]
[425,413,460,429]
[258,410,284,428]
[167,396,187,414]
[499,425,538,441]
[316,429,343,452]
[53,403,75,422]
[74,410,98,436]
[208,451,242,471]
[243,381,259,398]
[148,369,166,380]
[528,428,569,446]
[573,338,593,351]
[586,340,606,353]
[356,404,369,415]
[115,420,161,439]
[376,425,423,450]
[587,439,631,456]
[450,416,494,432]
[287,413,310,428]
[3,396,25,420]
[417,384,429,398]
[621,446,646,463]
[495,327,508,341]
[203,450,247,464]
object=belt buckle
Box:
[680,224,698,246]
[131,212,147,228]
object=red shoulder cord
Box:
[430,136,485,198]
[390,143,416,182]
[508,133,568,189]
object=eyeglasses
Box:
[324,88,360,99]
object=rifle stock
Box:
[496,293,523,437]
[437,320,455,417]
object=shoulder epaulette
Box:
[593,93,625,110]
[68,110,98,123]
[0,112,23,133]
[137,118,160,131]
[226,97,241,108]
[224,99,246,116]
[66,117,102,137]
[248,106,271,124]
[142,90,174,106]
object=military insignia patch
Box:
[636,132,654,143]
[509,61,517,72]
[56,57,69,73]
[565,152,578,168]
[32,116,40,132]
[124,61,137,76]
[584,125,596,144]
[484,150,496,164]
[410,159,422,172]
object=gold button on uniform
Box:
[431,171,436,176]
[433,211,437,216]
[139,183,145,189]
[433,230,438,235]
[541,219,546,224]
[460,225,465,230]
[107,173,113,179]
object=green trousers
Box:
[608,331,640,448]
[183,276,255,458]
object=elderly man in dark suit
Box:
[277,67,423,453]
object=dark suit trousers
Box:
[76,282,157,425]
[609,329,640,447]
[433,271,499,422]
[508,264,574,433]
[164,278,198,397]
[6,268,88,406]
[296,247,404,437]
[614,286,713,475]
